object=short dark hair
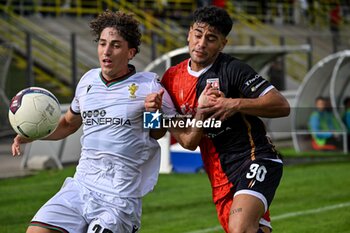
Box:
[192,6,233,37]
[90,10,141,54]
[315,96,326,102]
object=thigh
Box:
[30,178,87,233]
[86,196,142,233]
[26,226,62,233]
[215,191,233,233]
[235,158,283,211]
[215,189,272,233]
[227,158,282,232]
[228,194,265,232]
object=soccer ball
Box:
[8,87,61,140]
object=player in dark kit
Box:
[145,6,290,233]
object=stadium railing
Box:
[1,0,189,53]
[0,5,89,97]
[1,1,348,88]
[0,43,13,137]
[0,0,192,84]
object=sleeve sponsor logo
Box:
[244,75,261,87]
[251,80,267,92]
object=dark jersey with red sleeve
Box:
[162,53,277,202]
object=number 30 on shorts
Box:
[246,163,267,182]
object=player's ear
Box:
[219,38,227,52]
[187,26,193,42]
[128,48,136,60]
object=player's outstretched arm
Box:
[44,108,82,140]
[11,135,32,156]
[11,109,82,156]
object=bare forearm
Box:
[43,117,81,140]
[171,110,205,150]
[150,128,167,140]
[233,97,290,118]
[12,113,81,156]
[43,110,82,140]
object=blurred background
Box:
[1,1,350,232]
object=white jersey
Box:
[70,67,176,197]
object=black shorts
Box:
[231,157,283,212]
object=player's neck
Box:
[102,65,135,82]
[188,60,213,77]
[105,70,129,81]
[189,60,212,72]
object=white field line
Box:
[272,202,350,221]
[184,202,350,233]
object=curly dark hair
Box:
[90,10,141,54]
[192,6,233,37]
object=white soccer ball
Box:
[8,87,61,140]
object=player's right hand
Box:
[11,135,32,156]
[145,89,164,112]
[198,84,223,109]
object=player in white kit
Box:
[11,10,177,233]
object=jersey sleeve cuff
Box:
[70,107,80,115]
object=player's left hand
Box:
[198,84,222,108]
[11,135,32,156]
[145,89,164,112]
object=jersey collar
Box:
[100,64,136,87]
[187,59,213,77]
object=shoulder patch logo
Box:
[128,83,138,98]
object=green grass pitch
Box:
[1,160,350,233]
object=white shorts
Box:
[30,178,142,233]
